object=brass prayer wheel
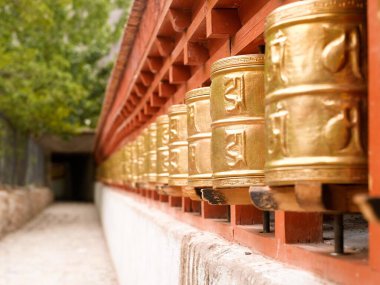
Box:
[146,122,158,183]
[136,133,146,185]
[168,104,188,186]
[185,87,212,187]
[123,143,132,185]
[157,115,170,184]
[264,0,367,186]
[131,140,138,186]
[143,128,150,183]
[210,54,266,189]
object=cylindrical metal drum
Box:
[157,115,170,184]
[123,143,132,185]
[136,133,146,184]
[168,104,188,186]
[185,87,213,187]
[264,0,367,186]
[143,128,150,183]
[131,140,138,186]
[210,55,266,188]
[146,122,158,183]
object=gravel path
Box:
[0,203,118,285]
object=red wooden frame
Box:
[96,0,380,283]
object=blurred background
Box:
[0,0,131,201]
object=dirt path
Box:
[0,203,118,285]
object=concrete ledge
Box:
[0,186,53,238]
[95,183,330,285]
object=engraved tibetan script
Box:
[150,155,157,171]
[224,75,246,114]
[162,125,169,145]
[268,30,288,84]
[169,149,180,174]
[162,151,169,171]
[189,144,198,173]
[225,129,247,168]
[188,104,198,133]
[322,26,362,79]
[267,102,289,157]
[169,118,179,141]
[324,98,364,155]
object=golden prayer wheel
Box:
[147,122,158,183]
[131,140,138,187]
[168,104,188,187]
[136,133,146,185]
[210,54,266,189]
[143,128,150,183]
[264,0,367,186]
[156,115,170,184]
[185,87,212,187]
[123,143,132,185]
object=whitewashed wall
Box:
[95,183,329,285]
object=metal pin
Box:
[332,214,344,255]
[263,211,270,233]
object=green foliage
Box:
[0,0,130,136]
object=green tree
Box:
[0,0,130,136]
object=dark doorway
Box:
[51,153,95,202]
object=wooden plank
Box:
[206,8,241,38]
[100,3,209,154]
[231,0,296,55]
[97,0,168,153]
[129,93,139,105]
[150,93,166,107]
[168,8,192,32]
[155,36,175,56]
[184,41,209,65]
[140,71,154,86]
[169,65,191,84]
[99,1,210,154]
[159,81,177,97]
[147,56,163,73]
[134,83,147,97]
[368,0,380,272]
[143,103,159,115]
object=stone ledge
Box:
[95,183,331,285]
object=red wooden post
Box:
[191,200,201,213]
[368,0,380,272]
[169,196,182,207]
[159,194,168,203]
[153,191,159,201]
[230,205,262,226]
[275,211,323,244]
[202,201,229,219]
[182,197,192,212]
